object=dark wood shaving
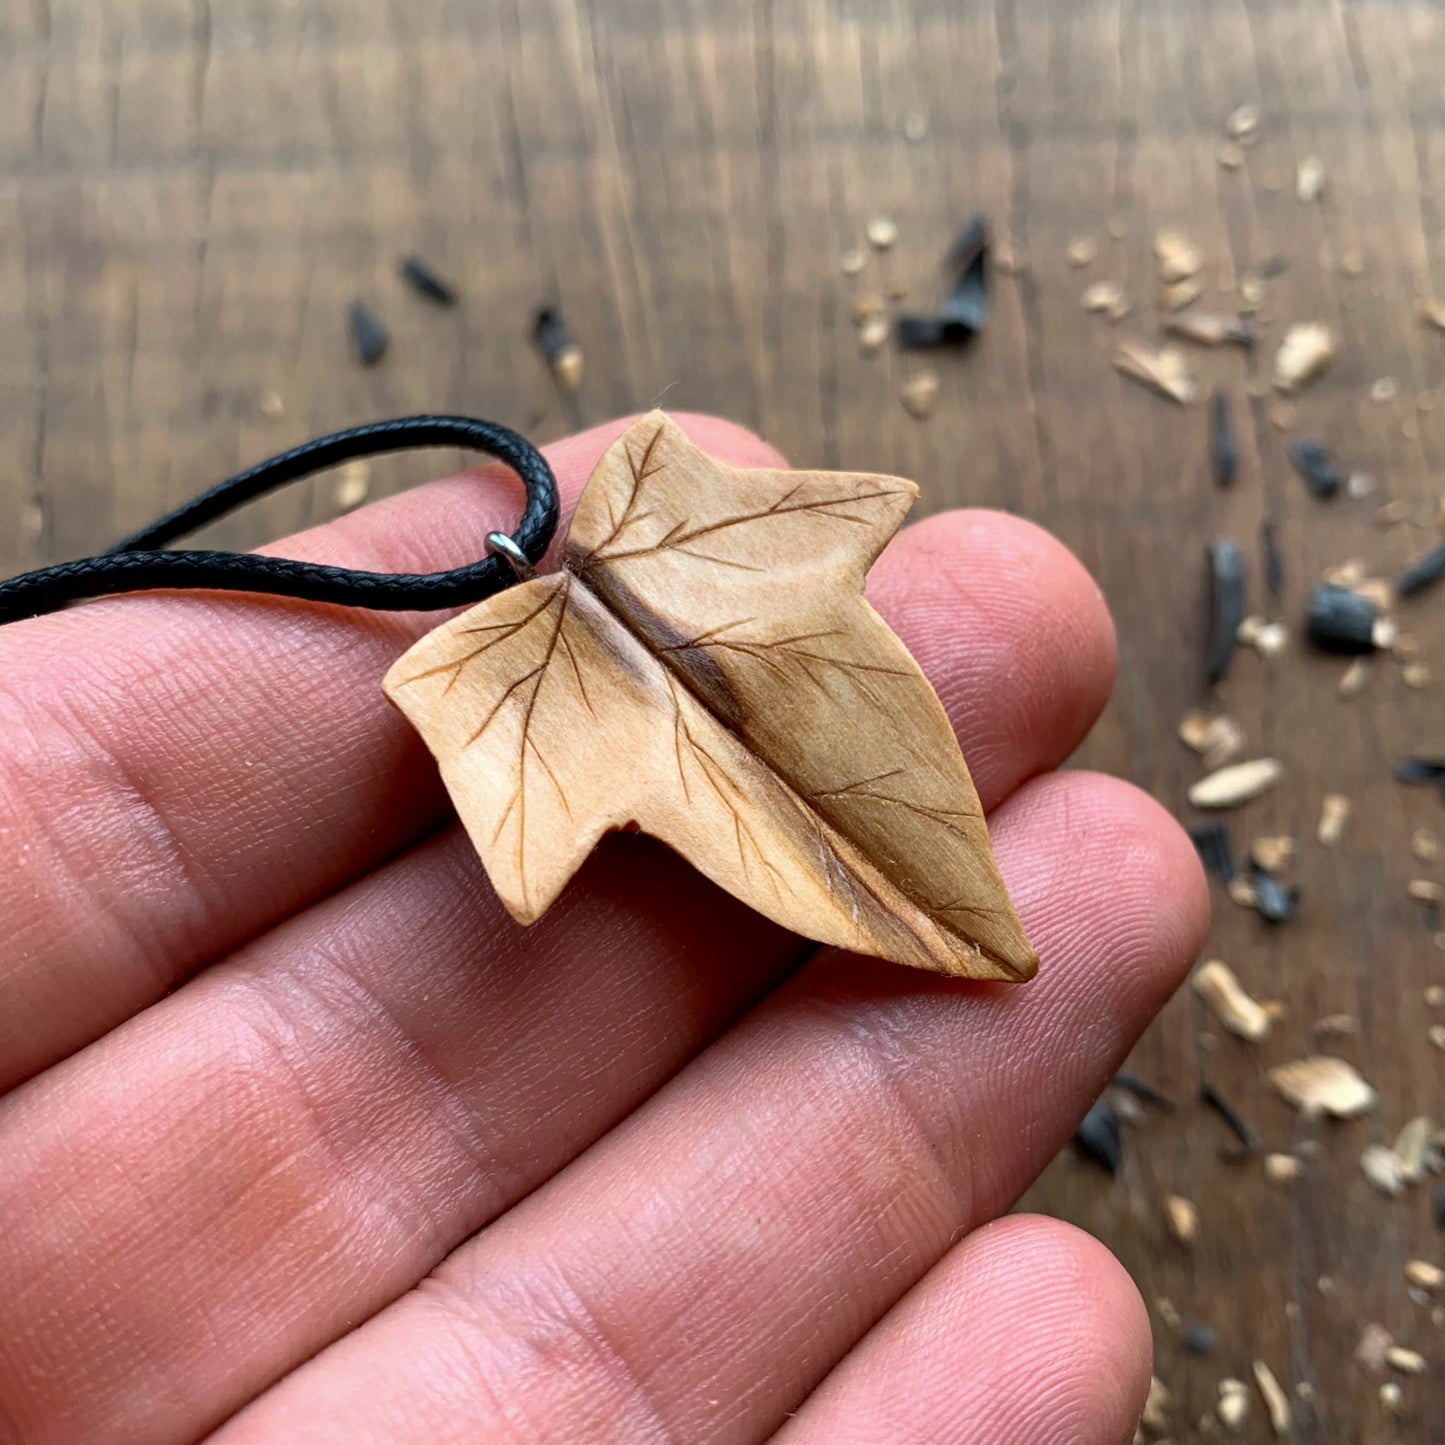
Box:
[1288,439,1342,499]
[1207,540,1247,683]
[1398,541,1445,598]
[1250,865,1298,923]
[1435,1182,1445,1229]
[398,255,458,307]
[1183,1321,1219,1356]
[1074,1099,1123,1175]
[1211,393,1238,486]
[1260,519,1286,598]
[1307,584,1381,653]
[896,216,989,348]
[1167,312,1256,348]
[348,301,389,367]
[1113,1071,1177,1111]
[1395,758,1445,804]
[1202,1081,1262,1151]
[533,306,584,390]
[1189,821,1237,883]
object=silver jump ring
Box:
[485,531,537,583]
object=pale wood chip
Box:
[1192,960,1272,1041]
[1405,1259,1444,1291]
[1067,234,1098,267]
[1355,1322,1394,1372]
[334,460,372,512]
[1361,1142,1406,1196]
[1188,758,1283,809]
[900,371,940,419]
[1264,1152,1302,1183]
[865,215,898,250]
[1296,156,1325,202]
[1155,229,1202,283]
[1273,323,1337,392]
[1252,1360,1291,1436]
[1385,1346,1426,1375]
[1163,1193,1198,1245]
[1317,794,1351,846]
[1114,338,1198,403]
[1338,658,1372,697]
[1251,836,1295,872]
[1269,1056,1377,1118]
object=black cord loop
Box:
[0,415,559,626]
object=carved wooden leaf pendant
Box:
[383,412,1038,981]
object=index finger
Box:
[0,414,786,1089]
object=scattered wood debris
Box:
[1114,337,1197,402]
[1074,1099,1122,1174]
[1402,659,1431,688]
[1202,1081,1262,1150]
[1385,1346,1426,1375]
[1395,757,1445,801]
[1168,311,1255,348]
[1218,141,1247,169]
[1066,234,1098,267]
[896,218,990,347]
[257,390,285,419]
[1393,1116,1433,1181]
[1081,280,1128,318]
[1399,540,1445,598]
[1155,229,1202,283]
[334,460,372,512]
[1238,615,1289,659]
[1361,1142,1407,1197]
[899,370,940,419]
[1314,1012,1358,1039]
[1226,104,1260,141]
[866,215,898,250]
[1112,1071,1175,1111]
[1180,711,1246,769]
[1183,1320,1218,1355]
[1307,585,1395,653]
[1164,1193,1198,1245]
[1369,375,1399,403]
[1208,541,1247,681]
[533,307,584,391]
[1265,1152,1302,1183]
[1356,1322,1394,1372]
[1193,962,1273,1040]
[1210,393,1238,488]
[1419,296,1445,331]
[840,246,867,276]
[1317,794,1351,846]
[902,110,929,143]
[1379,1381,1403,1414]
[1239,274,1267,310]
[1253,1360,1292,1437]
[1190,822,1237,883]
[1339,658,1372,697]
[1288,439,1342,499]
[857,314,890,352]
[348,300,389,367]
[399,255,458,307]
[1251,836,1295,872]
[1217,1377,1251,1430]
[1296,156,1325,202]
[1162,276,1205,312]
[1347,469,1376,499]
[1409,879,1442,906]
[1406,1259,1444,1291]
[1142,1376,1172,1435]
[1269,1056,1377,1118]
[1274,323,1337,392]
[1189,758,1283,810]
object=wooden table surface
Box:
[4,1,1443,1439]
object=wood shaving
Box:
[1066,235,1098,267]
[1405,1259,1444,1291]
[1409,879,1443,904]
[1179,711,1245,769]
[1239,275,1267,310]
[1237,616,1288,658]
[1189,758,1283,809]
[1425,983,1444,1006]
[1164,311,1254,346]
[1432,1024,1445,1052]
[1347,470,1376,499]
[1269,1056,1377,1117]
[1361,1142,1406,1196]
[840,246,867,276]
[1385,1346,1426,1375]
[857,315,890,352]
[1313,1012,1358,1038]
[1317,794,1351,846]
[1419,296,1445,332]
[899,371,939,420]
[1193,960,1272,1041]
[1251,836,1295,873]
[1163,1193,1198,1245]
[1370,376,1400,403]
[1338,658,1372,696]
[865,215,898,250]
[1394,1116,1433,1181]
[1296,156,1325,202]
[1274,323,1337,392]
[1340,249,1365,276]
[1376,499,1412,527]
[258,390,286,419]
[1379,1381,1402,1413]
[1217,1377,1251,1430]
[1082,280,1126,315]
[1253,1360,1291,1436]
[334,460,372,512]
[1353,577,1395,613]
[1402,660,1431,688]
[1162,277,1205,312]
[1228,875,1259,910]
[1226,104,1260,140]
[1264,1152,1302,1183]
[1356,1323,1394,1371]
[1218,141,1246,169]
[1155,229,1202,283]
[1142,1376,1172,1433]
[1324,558,1366,588]
[1114,338,1198,403]
[853,292,886,321]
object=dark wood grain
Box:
[4,1,1443,1439]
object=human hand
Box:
[0,414,1207,1444]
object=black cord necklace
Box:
[0,415,559,626]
